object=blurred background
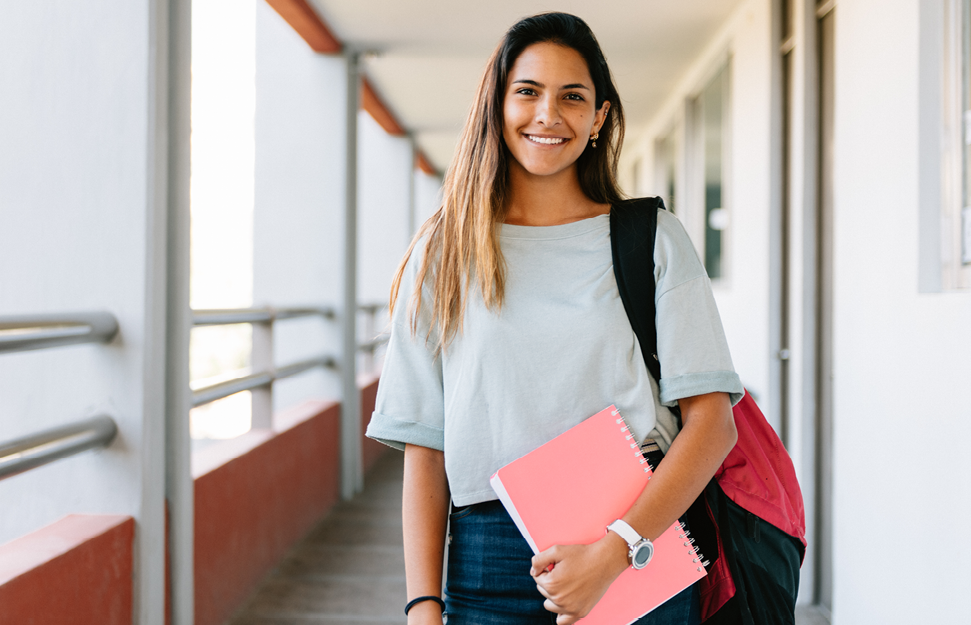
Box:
[0,1,969,624]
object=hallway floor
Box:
[228,450,828,625]
[229,450,408,624]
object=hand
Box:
[530,533,630,624]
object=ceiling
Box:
[310,0,745,172]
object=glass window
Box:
[943,0,971,288]
[700,65,730,279]
[655,127,679,214]
[961,1,971,267]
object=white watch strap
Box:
[606,519,642,547]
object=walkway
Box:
[229,450,407,625]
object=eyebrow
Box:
[512,79,591,90]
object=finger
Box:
[531,547,558,576]
[535,582,552,601]
[543,598,565,615]
[557,614,579,625]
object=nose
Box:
[534,93,562,127]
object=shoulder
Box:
[653,209,707,292]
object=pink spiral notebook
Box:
[489,405,707,625]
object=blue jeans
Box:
[444,500,700,625]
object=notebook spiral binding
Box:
[677,523,708,573]
[614,408,709,574]
[613,409,651,473]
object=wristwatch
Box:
[606,519,654,570]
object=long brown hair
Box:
[390,12,626,346]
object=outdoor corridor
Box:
[4,1,970,622]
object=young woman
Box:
[367,12,743,625]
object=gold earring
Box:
[590,132,599,148]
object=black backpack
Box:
[609,197,805,624]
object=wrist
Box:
[406,599,443,624]
[599,530,632,578]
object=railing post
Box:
[251,314,274,429]
[341,50,363,498]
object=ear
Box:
[593,100,611,134]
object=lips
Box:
[525,134,567,145]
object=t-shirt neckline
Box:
[500,213,609,240]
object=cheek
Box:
[503,101,524,130]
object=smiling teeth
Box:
[528,135,565,145]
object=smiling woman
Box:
[366,11,742,625]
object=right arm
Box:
[403,443,450,625]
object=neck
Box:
[503,162,609,226]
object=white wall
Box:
[0,1,180,622]
[622,0,775,412]
[414,168,443,229]
[625,0,971,620]
[253,1,348,411]
[831,0,971,621]
[357,112,413,307]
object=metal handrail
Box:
[191,356,337,407]
[0,415,118,481]
[192,306,335,326]
[0,312,119,355]
[357,303,385,315]
[189,304,387,409]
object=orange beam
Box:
[264,0,437,171]
[264,0,341,53]
[416,151,437,176]
[361,79,406,136]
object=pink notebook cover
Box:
[490,405,706,625]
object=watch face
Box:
[631,541,654,569]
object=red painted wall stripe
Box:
[0,514,134,625]
[193,399,342,625]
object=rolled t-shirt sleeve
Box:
[653,210,744,407]
[365,252,445,451]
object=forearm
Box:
[621,391,736,542]
[531,392,737,624]
[402,443,450,623]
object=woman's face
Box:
[502,42,610,180]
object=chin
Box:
[512,154,578,179]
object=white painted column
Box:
[409,140,418,237]
[341,52,363,498]
[163,0,194,623]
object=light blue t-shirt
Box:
[366,209,743,506]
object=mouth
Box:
[525,134,568,146]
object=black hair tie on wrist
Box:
[404,595,446,615]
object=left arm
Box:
[531,391,736,624]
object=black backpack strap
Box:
[609,197,665,384]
